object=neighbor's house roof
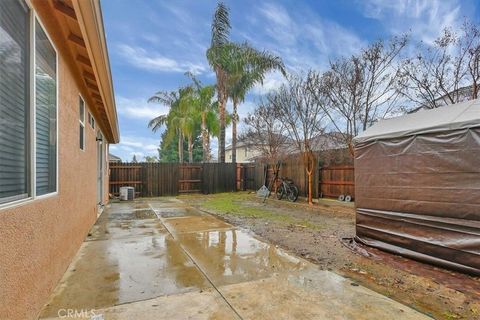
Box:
[355,99,480,144]
[108,154,121,162]
[34,0,119,143]
[225,141,249,151]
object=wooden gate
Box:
[178,165,202,193]
[319,165,354,199]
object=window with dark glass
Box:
[0,0,30,203]
[35,20,57,196]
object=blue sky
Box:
[101,0,478,161]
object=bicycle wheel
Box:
[276,185,284,200]
[287,185,299,202]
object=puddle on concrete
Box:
[87,219,166,241]
[177,229,309,286]
[164,215,234,234]
[155,206,204,218]
[101,209,156,221]
[39,235,211,318]
[40,197,431,320]
[147,198,184,208]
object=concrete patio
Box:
[39,198,430,319]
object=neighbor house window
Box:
[35,20,57,196]
[79,97,85,150]
[0,0,31,203]
[0,1,58,205]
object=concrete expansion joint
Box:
[148,203,244,320]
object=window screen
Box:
[0,0,30,203]
[35,20,57,196]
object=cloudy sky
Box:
[102,0,478,161]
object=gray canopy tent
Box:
[354,99,480,275]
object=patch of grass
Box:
[442,311,460,320]
[201,193,323,230]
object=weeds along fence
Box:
[109,161,354,199]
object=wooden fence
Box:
[109,161,354,199]
[243,161,354,200]
[109,162,237,197]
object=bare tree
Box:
[241,98,288,164]
[270,73,326,205]
[309,36,407,155]
[461,20,480,99]
[399,20,480,109]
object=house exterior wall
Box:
[225,146,260,163]
[0,8,110,320]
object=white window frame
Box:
[0,1,59,209]
[79,95,86,151]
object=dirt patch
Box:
[181,192,480,320]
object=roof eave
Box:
[72,0,119,143]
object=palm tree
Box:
[186,72,218,162]
[148,90,182,162]
[207,3,286,162]
[227,44,286,163]
[177,89,197,163]
[148,87,196,163]
[206,2,233,163]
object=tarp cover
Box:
[354,102,480,275]
[355,99,480,143]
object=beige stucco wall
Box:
[0,16,110,320]
[225,146,260,163]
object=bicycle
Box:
[276,177,299,202]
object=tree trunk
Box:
[206,135,211,162]
[304,151,314,205]
[231,99,238,163]
[217,69,226,163]
[218,95,226,163]
[188,135,193,163]
[201,112,209,162]
[178,131,184,163]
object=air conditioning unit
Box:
[119,186,135,201]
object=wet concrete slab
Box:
[101,209,157,220]
[164,215,234,234]
[39,198,431,319]
[217,272,429,320]
[154,206,204,218]
[39,234,210,318]
[86,218,166,241]
[42,289,238,320]
[177,229,310,286]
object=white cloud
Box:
[115,135,160,161]
[252,72,288,95]
[258,3,297,45]
[117,44,207,74]
[116,96,169,120]
[358,0,464,45]
[251,2,366,73]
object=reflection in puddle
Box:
[178,229,306,285]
